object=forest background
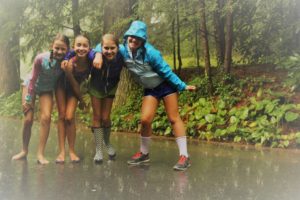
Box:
[0,0,300,148]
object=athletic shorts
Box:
[144,81,177,100]
[89,85,117,99]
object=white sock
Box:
[140,136,151,155]
[176,136,188,157]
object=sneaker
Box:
[127,152,150,165]
[173,155,191,171]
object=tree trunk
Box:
[213,0,225,67]
[294,0,300,49]
[199,0,213,95]
[113,0,138,108]
[194,21,200,71]
[171,19,177,71]
[113,68,138,108]
[102,0,117,34]
[72,0,81,36]
[223,0,233,74]
[102,4,111,34]
[176,0,182,74]
[0,33,20,96]
[127,0,137,15]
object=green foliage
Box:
[109,74,300,148]
[110,87,143,132]
[277,54,300,92]
[179,73,245,106]
[0,91,23,117]
[2,0,298,67]
[1,74,300,148]
[234,0,300,63]
[0,0,27,43]
[2,0,300,149]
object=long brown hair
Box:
[49,33,70,64]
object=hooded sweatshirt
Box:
[94,20,187,91]
[26,52,63,97]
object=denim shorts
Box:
[144,82,177,99]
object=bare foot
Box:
[37,156,49,165]
[69,152,80,163]
[12,151,27,160]
[55,153,65,164]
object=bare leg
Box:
[163,93,186,137]
[55,86,67,163]
[163,93,189,159]
[127,96,158,164]
[65,96,80,162]
[101,98,113,127]
[37,92,53,164]
[140,96,159,154]
[12,86,36,160]
[91,96,102,127]
[140,96,159,137]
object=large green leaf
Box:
[265,102,276,114]
[285,112,299,122]
[205,114,216,123]
[227,125,237,133]
[229,116,238,124]
[240,108,249,120]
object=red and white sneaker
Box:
[127,152,150,165]
[173,155,191,171]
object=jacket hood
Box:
[124,20,148,41]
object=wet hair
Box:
[49,33,70,66]
[102,33,119,47]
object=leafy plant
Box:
[277,54,300,92]
[0,91,23,117]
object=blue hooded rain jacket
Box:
[95,20,187,91]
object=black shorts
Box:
[144,82,177,99]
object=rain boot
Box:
[92,127,104,163]
[103,127,116,160]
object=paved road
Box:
[1,118,300,200]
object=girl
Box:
[55,34,92,163]
[65,34,123,163]
[94,21,196,171]
[89,34,123,163]
[12,34,70,164]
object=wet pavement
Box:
[1,117,300,200]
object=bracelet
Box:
[25,94,32,103]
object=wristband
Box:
[25,94,32,103]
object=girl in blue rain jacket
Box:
[94,21,196,171]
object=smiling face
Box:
[74,35,90,58]
[52,40,68,60]
[102,39,118,61]
[127,36,143,52]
